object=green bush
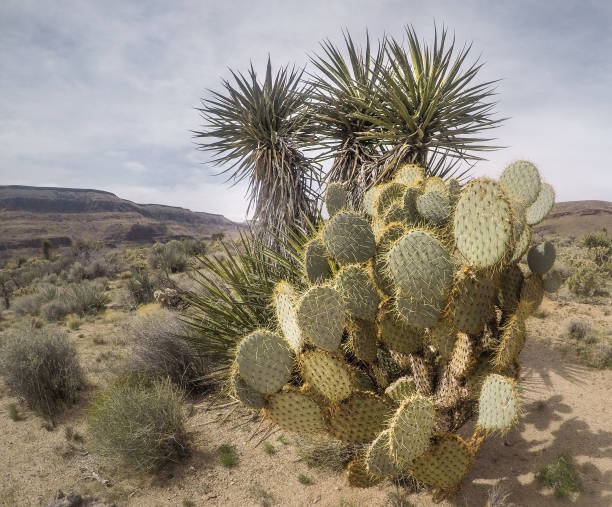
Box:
[536,453,582,498]
[40,280,108,321]
[567,320,591,341]
[127,266,156,304]
[181,238,207,257]
[87,378,189,472]
[149,241,189,273]
[567,262,606,296]
[582,232,611,265]
[0,324,84,417]
[124,311,210,394]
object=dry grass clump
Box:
[566,261,607,297]
[124,310,210,394]
[149,241,190,274]
[296,436,356,472]
[126,265,156,305]
[87,378,189,472]
[562,320,612,369]
[0,323,84,417]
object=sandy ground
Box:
[0,296,611,507]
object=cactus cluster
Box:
[230,161,557,500]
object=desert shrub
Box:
[41,299,72,321]
[0,324,84,417]
[127,266,156,304]
[566,320,591,340]
[87,378,189,471]
[149,241,189,273]
[582,232,611,265]
[41,239,52,260]
[84,257,113,279]
[67,261,86,282]
[567,262,606,296]
[297,436,355,472]
[65,279,109,316]
[536,453,582,498]
[124,310,209,394]
[12,293,45,316]
[181,238,207,256]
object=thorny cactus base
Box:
[230,161,557,501]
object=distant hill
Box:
[0,185,241,250]
[534,200,612,239]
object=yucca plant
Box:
[353,25,502,182]
[309,32,386,206]
[181,228,311,382]
[194,59,321,247]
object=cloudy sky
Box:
[1,1,610,221]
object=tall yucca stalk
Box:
[194,59,320,247]
[309,32,386,206]
[354,25,503,183]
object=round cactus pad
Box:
[300,350,353,403]
[394,164,424,186]
[265,391,326,433]
[449,332,475,379]
[427,319,457,361]
[231,372,266,409]
[511,224,532,263]
[447,270,497,335]
[296,285,346,351]
[385,376,417,402]
[273,282,303,352]
[521,273,544,312]
[347,318,378,363]
[389,395,435,465]
[416,190,450,225]
[304,238,332,284]
[411,434,473,492]
[477,374,520,433]
[326,392,394,443]
[346,455,381,488]
[499,160,541,206]
[423,177,449,196]
[377,304,424,355]
[527,242,556,275]
[236,330,294,394]
[373,222,406,296]
[325,182,348,217]
[526,183,555,225]
[493,305,527,370]
[366,430,400,477]
[453,178,513,267]
[335,265,380,321]
[362,186,378,216]
[374,182,407,217]
[323,211,375,264]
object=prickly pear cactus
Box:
[229,163,557,501]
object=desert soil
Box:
[1,295,611,507]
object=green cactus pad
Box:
[402,186,421,223]
[296,285,346,351]
[465,355,495,400]
[373,222,406,296]
[493,301,528,370]
[366,430,401,477]
[335,265,380,321]
[273,282,303,352]
[526,183,555,225]
[326,392,394,443]
[423,177,449,196]
[346,455,381,487]
[477,374,521,434]
[352,368,376,392]
[304,238,332,284]
[427,319,457,361]
[510,223,532,263]
[377,302,424,355]
[388,394,435,466]
[499,160,541,206]
[416,191,451,225]
[520,273,544,313]
[347,318,378,363]
[410,354,432,395]
[447,268,497,335]
[527,241,556,275]
[411,434,473,492]
[385,376,417,402]
[497,264,524,315]
[394,164,424,186]
[362,186,378,216]
[453,178,513,267]
[448,332,475,379]
[388,230,453,327]
[447,179,461,202]
[383,200,408,225]
[377,347,404,379]
[300,349,353,403]
[374,183,407,217]
[323,211,376,264]
[265,390,326,434]
[236,330,294,394]
[230,372,266,409]
[325,182,348,217]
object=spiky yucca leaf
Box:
[195,59,321,246]
[309,32,386,205]
[182,229,308,381]
[353,25,503,183]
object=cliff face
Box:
[0,185,240,249]
[534,200,612,238]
